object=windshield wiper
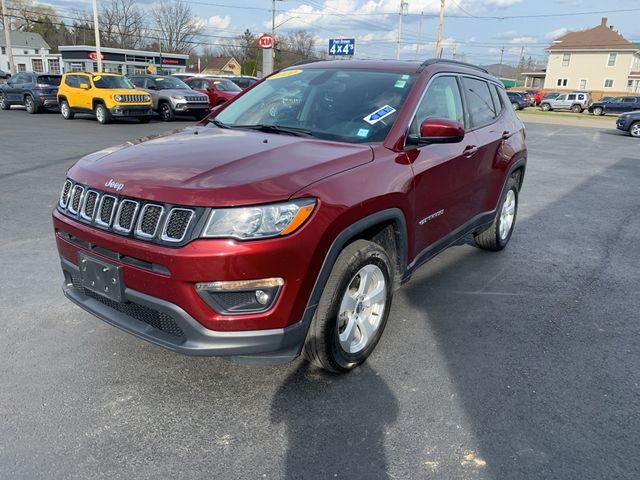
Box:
[209,119,230,129]
[232,124,314,137]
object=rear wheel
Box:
[95,103,111,124]
[0,94,9,110]
[593,106,604,116]
[571,104,583,113]
[541,103,551,111]
[60,100,74,119]
[24,94,38,114]
[630,122,640,138]
[511,102,520,111]
[303,240,393,373]
[474,177,519,251]
[159,102,175,121]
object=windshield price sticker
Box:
[363,105,396,125]
[268,69,303,80]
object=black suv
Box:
[0,72,62,113]
[588,96,640,116]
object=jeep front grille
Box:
[185,96,207,102]
[120,94,148,103]
[57,180,198,246]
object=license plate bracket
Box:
[78,252,124,303]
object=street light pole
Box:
[1,0,15,74]
[91,0,103,72]
[434,0,445,58]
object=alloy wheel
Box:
[499,190,516,240]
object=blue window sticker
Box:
[356,128,370,138]
[394,80,407,88]
[363,105,396,125]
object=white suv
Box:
[540,92,591,113]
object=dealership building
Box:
[58,46,189,75]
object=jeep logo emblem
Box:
[104,179,125,191]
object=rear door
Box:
[5,73,25,101]
[620,97,639,113]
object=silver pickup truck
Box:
[129,74,210,121]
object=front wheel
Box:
[541,103,551,111]
[474,177,519,251]
[303,240,393,373]
[630,122,640,138]
[512,102,520,111]
[95,103,111,124]
[159,102,175,121]
[0,94,9,110]
[593,107,604,116]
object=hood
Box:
[159,88,207,98]
[68,126,373,206]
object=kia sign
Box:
[257,34,274,49]
[88,52,104,60]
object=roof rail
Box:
[418,58,489,74]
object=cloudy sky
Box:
[47,0,640,66]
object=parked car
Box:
[0,72,61,113]
[616,110,640,137]
[540,92,591,112]
[588,96,640,116]
[52,59,526,373]
[525,89,545,105]
[183,76,241,107]
[541,92,561,102]
[506,91,529,110]
[0,69,11,80]
[57,72,152,124]
[129,74,210,121]
[171,72,199,80]
[227,75,259,89]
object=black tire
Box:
[24,94,38,114]
[474,177,519,251]
[159,102,175,121]
[571,104,583,113]
[541,103,551,111]
[511,102,521,111]
[593,107,604,116]
[60,99,74,119]
[138,116,151,124]
[95,103,111,124]
[0,94,9,110]
[303,240,393,373]
[630,122,640,138]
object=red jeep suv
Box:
[53,59,526,372]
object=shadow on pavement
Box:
[403,156,640,479]
[271,362,398,479]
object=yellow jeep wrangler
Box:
[57,72,153,124]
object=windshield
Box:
[211,78,241,92]
[152,76,190,90]
[93,75,134,89]
[214,68,416,143]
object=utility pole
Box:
[415,11,423,61]
[452,43,457,59]
[91,0,103,72]
[1,0,15,74]
[498,46,504,78]
[395,1,408,60]
[434,0,445,58]
[271,0,275,64]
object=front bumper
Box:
[174,102,210,114]
[61,257,307,361]
[616,118,633,131]
[109,105,152,117]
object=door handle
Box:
[502,131,515,140]
[463,145,479,157]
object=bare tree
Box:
[276,30,318,69]
[7,0,58,30]
[217,29,259,75]
[151,0,203,54]
[99,0,146,49]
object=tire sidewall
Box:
[60,101,70,119]
[322,247,393,370]
[495,180,519,249]
[25,95,35,113]
[630,122,640,138]
[160,103,173,121]
[0,94,8,110]
[96,104,107,124]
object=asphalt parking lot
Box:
[1,109,639,480]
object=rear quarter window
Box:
[461,77,498,129]
[64,75,80,88]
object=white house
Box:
[0,31,62,74]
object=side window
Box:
[568,94,576,101]
[65,75,79,88]
[577,94,584,100]
[489,84,503,116]
[461,77,496,129]
[130,77,143,87]
[622,97,636,103]
[78,75,90,87]
[411,75,464,134]
[557,95,567,101]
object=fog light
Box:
[195,278,283,314]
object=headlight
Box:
[113,94,123,102]
[171,95,185,100]
[201,199,316,240]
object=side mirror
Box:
[408,118,465,145]
[79,83,90,90]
